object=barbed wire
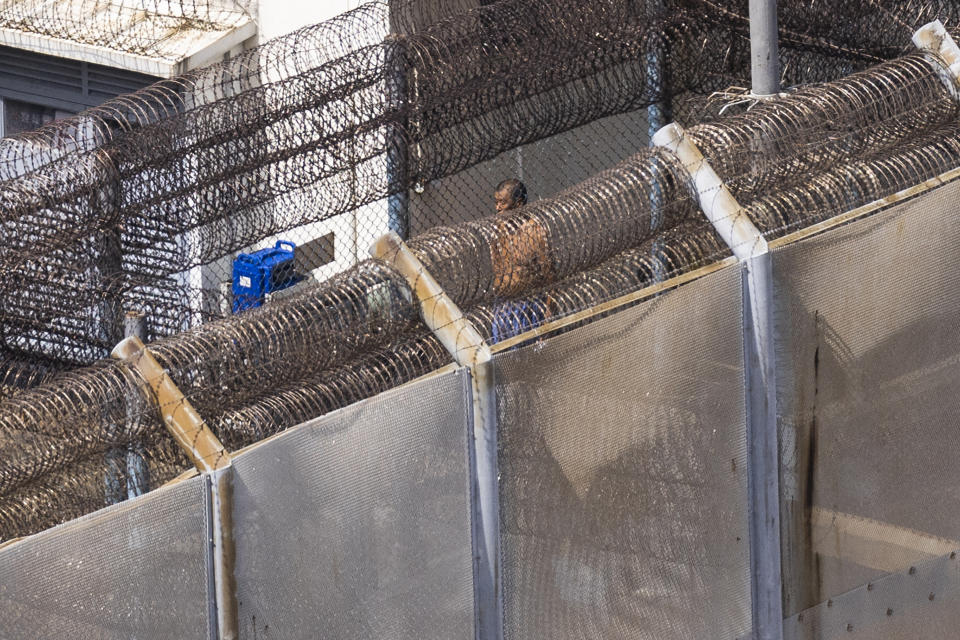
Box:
[2,1,960,539]
[0,0,253,63]
[0,0,937,370]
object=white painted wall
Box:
[256,0,366,42]
[234,0,387,300]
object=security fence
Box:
[3,2,960,638]
[0,475,213,639]
[773,173,960,631]
[0,367,476,640]
[0,0,945,373]
[494,265,750,640]
[4,170,960,638]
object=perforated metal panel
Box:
[0,476,212,639]
[775,177,960,617]
[495,265,751,639]
[231,368,475,640]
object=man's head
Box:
[495,178,527,213]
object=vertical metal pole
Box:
[210,466,239,640]
[747,0,784,625]
[646,0,670,282]
[468,359,503,640]
[123,311,150,499]
[386,34,410,239]
[743,253,784,640]
[749,0,780,96]
[101,158,126,505]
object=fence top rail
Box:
[769,164,960,250]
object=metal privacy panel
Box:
[0,476,211,640]
[783,550,960,640]
[231,368,475,640]
[774,177,960,616]
[495,265,751,640]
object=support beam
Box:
[653,123,783,640]
[112,336,230,473]
[371,232,490,366]
[750,0,780,96]
[209,467,239,640]
[742,250,783,640]
[371,231,502,640]
[652,123,767,260]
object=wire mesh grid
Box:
[493,264,750,640]
[0,475,212,639]
[230,367,475,639]
[773,176,960,617]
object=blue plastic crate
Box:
[232,240,300,312]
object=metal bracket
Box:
[913,20,960,101]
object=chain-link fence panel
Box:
[775,176,960,617]
[230,367,475,640]
[494,264,751,639]
[407,108,656,235]
[0,475,212,640]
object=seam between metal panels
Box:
[491,257,737,353]
[654,120,783,640]
[370,230,503,640]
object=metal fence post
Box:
[653,123,783,640]
[386,34,410,239]
[750,0,779,96]
[742,251,783,640]
[371,231,503,640]
[123,310,150,499]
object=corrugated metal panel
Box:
[87,64,158,102]
[0,44,157,111]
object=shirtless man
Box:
[490,179,553,342]
[494,178,527,213]
[490,179,552,295]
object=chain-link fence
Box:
[5,29,960,539]
[3,1,960,638]
[0,0,944,375]
[3,172,960,638]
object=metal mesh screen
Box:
[775,177,960,617]
[230,367,475,639]
[0,476,211,639]
[494,265,751,639]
